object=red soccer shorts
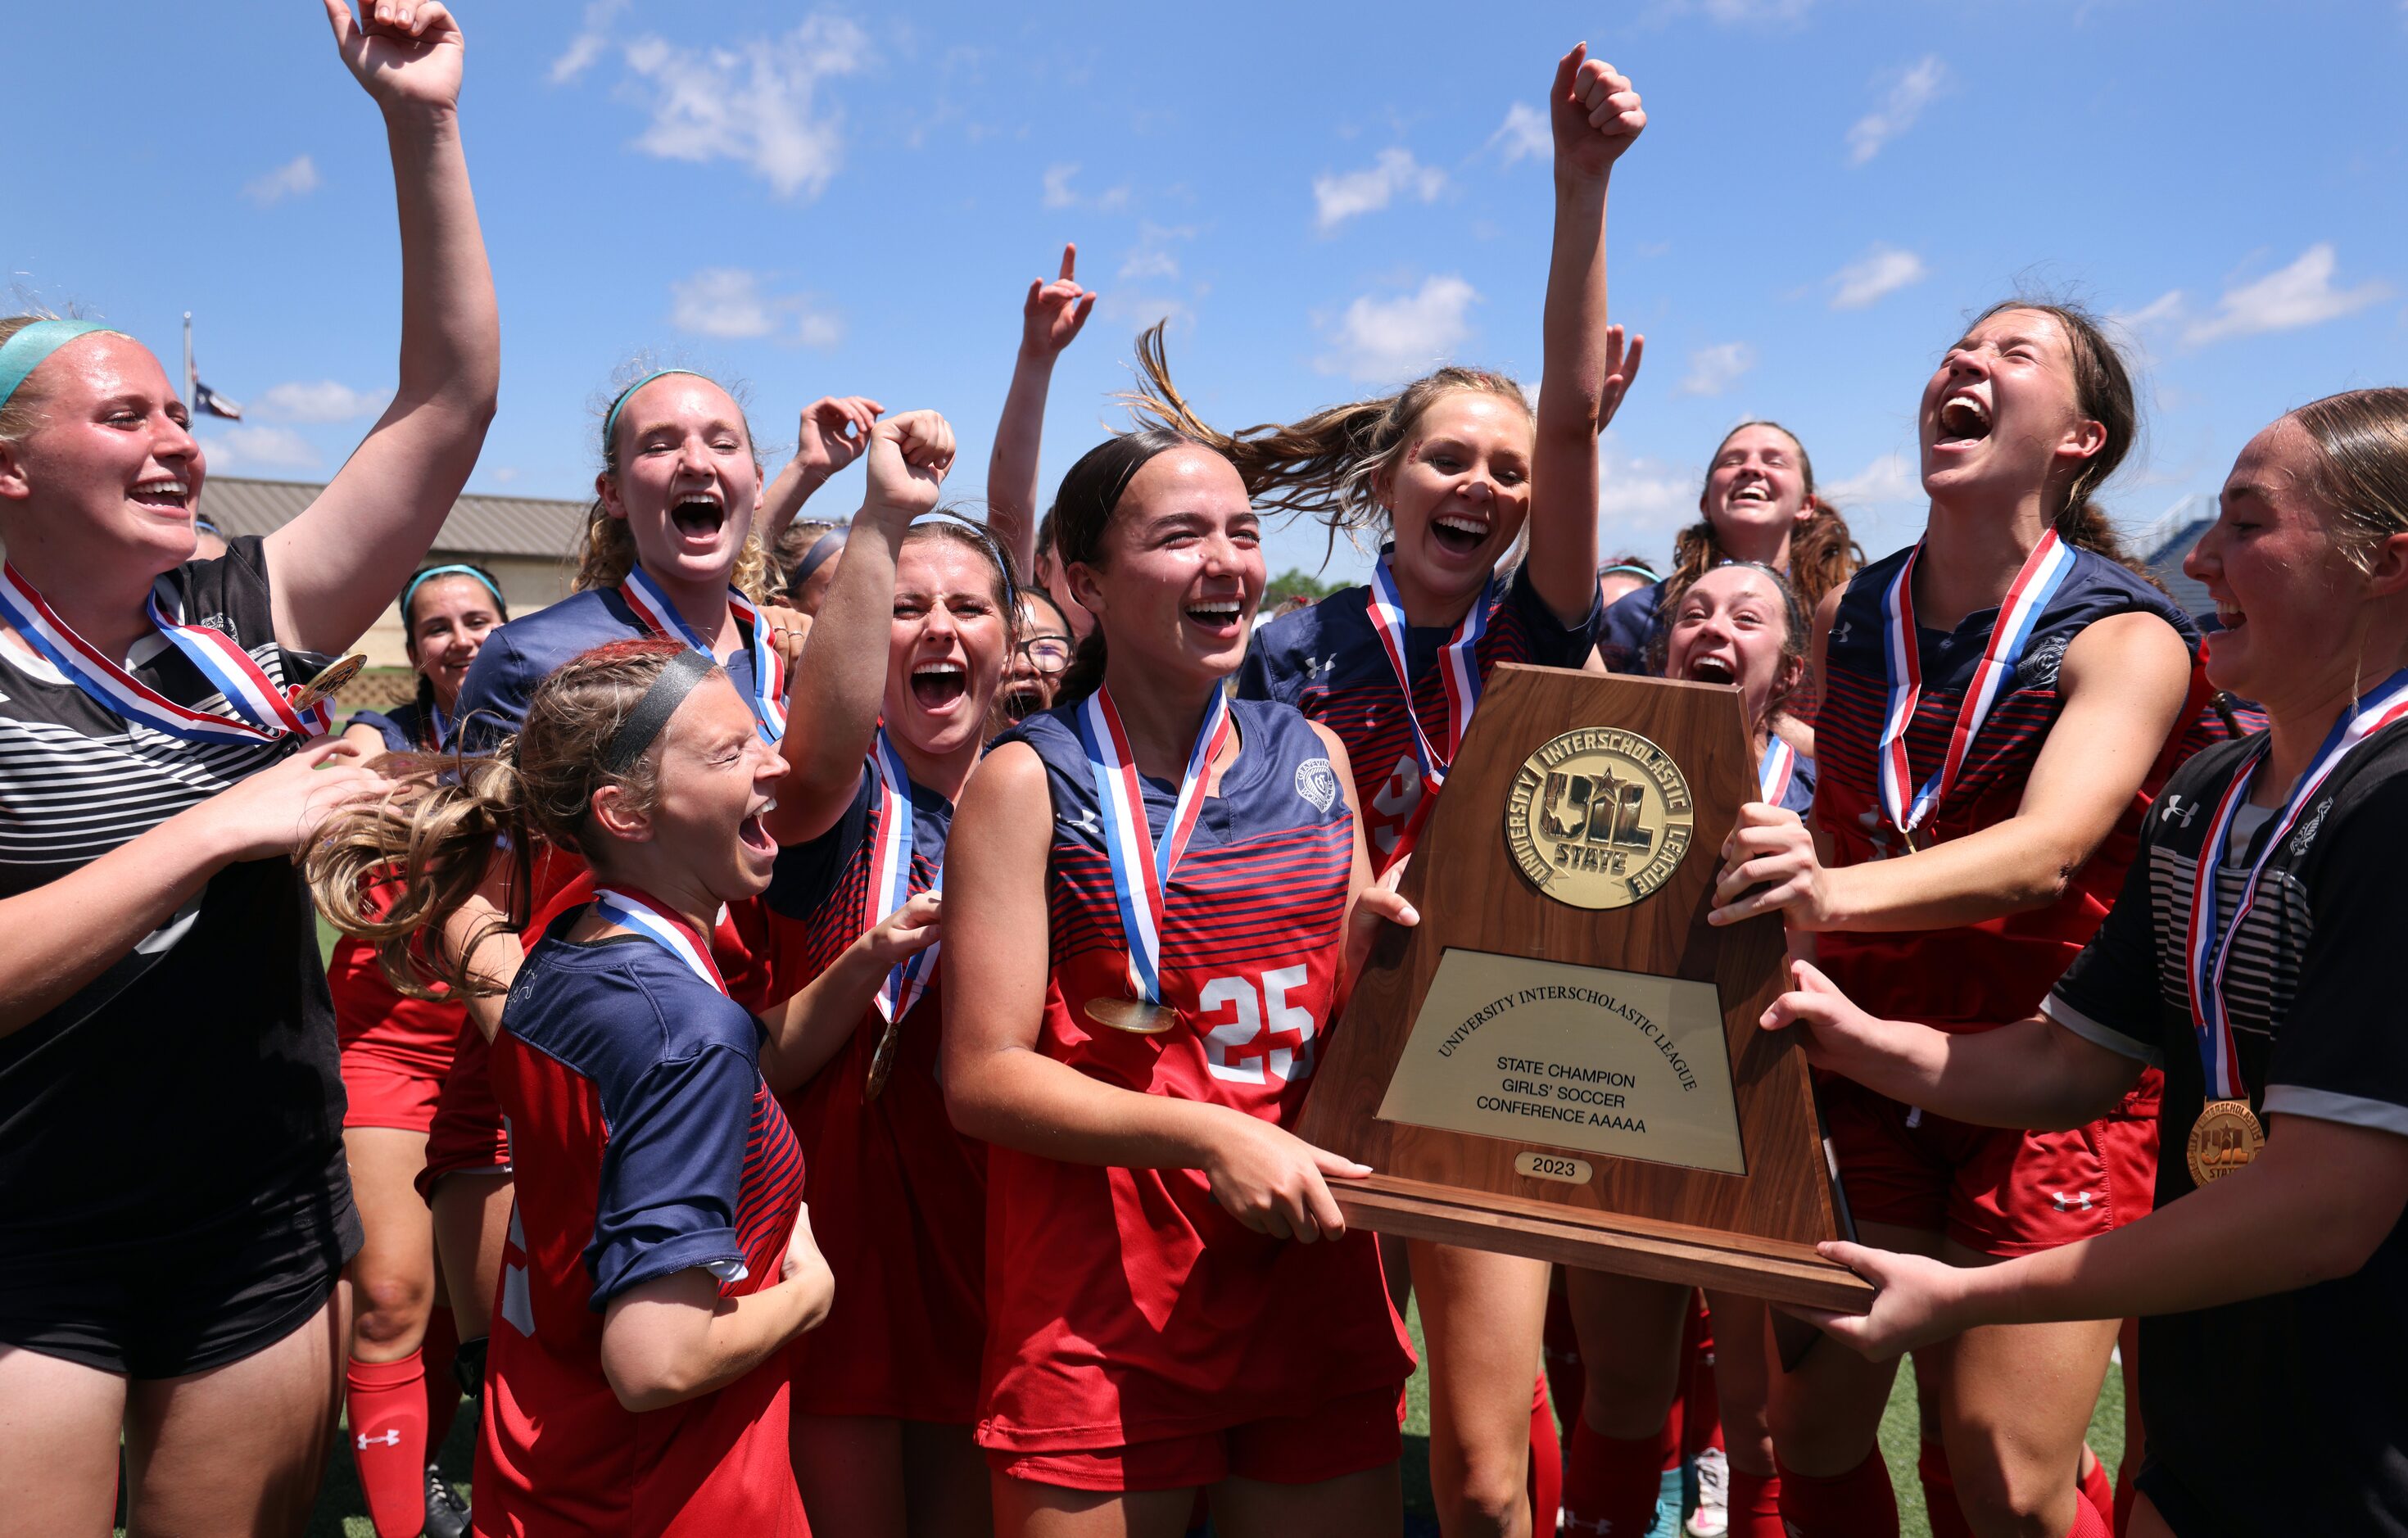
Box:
[1822,1069,2161,1257]
[414,1021,510,1201]
[339,1047,445,1134]
[987,1382,1405,1493]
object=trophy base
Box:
[1335,1174,1875,1313]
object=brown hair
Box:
[1048,427,1218,703]
[2288,388,2408,574]
[570,365,772,602]
[1965,299,2143,568]
[309,638,697,998]
[1121,321,1531,564]
[1656,420,1863,635]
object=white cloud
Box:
[243,156,319,207]
[1829,245,1927,310]
[254,381,387,423]
[2181,244,2389,345]
[1039,162,1129,213]
[1490,103,1550,165]
[201,425,320,472]
[618,16,871,201]
[669,267,841,346]
[1824,450,1921,509]
[1847,55,1949,165]
[1120,248,1179,281]
[1677,342,1757,398]
[550,0,629,84]
[1317,275,1478,383]
[1596,432,1703,545]
[1649,0,1817,25]
[2112,290,2186,332]
[1312,148,1447,232]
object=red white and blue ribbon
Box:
[618,568,788,744]
[866,728,940,1022]
[593,885,729,997]
[1758,737,1798,806]
[1366,552,1494,857]
[1073,683,1233,1007]
[2184,667,2408,1100]
[1876,530,2076,840]
[0,561,328,744]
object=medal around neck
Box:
[1084,997,1179,1035]
[2185,1098,2263,1185]
[292,653,368,713]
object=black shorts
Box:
[0,1169,361,1380]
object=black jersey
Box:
[0,537,356,1272]
[2048,723,2408,1536]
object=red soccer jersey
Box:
[475,909,808,1537]
[976,699,1414,1455]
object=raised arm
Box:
[756,890,941,1095]
[766,411,954,844]
[1713,609,2193,931]
[986,245,1096,578]
[942,744,1366,1242]
[265,2,500,656]
[755,396,884,550]
[1526,44,1645,627]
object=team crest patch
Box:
[1295,757,1338,813]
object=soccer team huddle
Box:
[5,7,2406,1538]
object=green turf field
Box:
[270,1298,2124,1536]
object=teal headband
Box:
[401,563,506,617]
[0,320,123,413]
[601,369,710,455]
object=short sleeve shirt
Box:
[2044,725,2408,1534]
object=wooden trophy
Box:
[1297,664,1873,1312]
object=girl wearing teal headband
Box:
[0,5,498,1535]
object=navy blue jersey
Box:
[1238,559,1597,869]
[451,588,764,754]
[1814,541,2216,1027]
[764,763,951,967]
[351,699,429,753]
[1772,750,1817,817]
[1596,581,1663,675]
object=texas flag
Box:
[192,379,242,421]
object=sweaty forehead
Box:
[1691,564,1781,607]
[1718,425,1798,459]
[897,537,1000,593]
[623,376,746,437]
[1957,309,2069,357]
[29,332,172,404]
[1124,445,1249,512]
[1416,390,1531,447]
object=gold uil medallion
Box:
[1505,728,1695,911]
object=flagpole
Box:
[182,313,194,412]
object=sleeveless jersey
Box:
[1238,561,1597,871]
[1813,543,2220,1028]
[976,698,1414,1453]
[1596,580,1664,675]
[478,912,808,1537]
[758,760,985,1423]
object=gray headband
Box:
[602,649,717,774]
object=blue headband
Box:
[791,527,847,588]
[0,321,122,413]
[401,563,506,617]
[602,369,710,454]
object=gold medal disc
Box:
[2185,1098,2264,1186]
[1505,727,1696,911]
[1084,997,1179,1035]
[864,1017,902,1101]
[292,653,369,712]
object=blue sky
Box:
[12,0,2405,583]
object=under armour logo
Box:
[2160,794,2198,829]
[1305,651,1337,680]
[1562,1517,1615,1536]
[2050,1190,2094,1211]
[1830,618,1853,647]
[1066,807,1100,834]
[356,1429,403,1450]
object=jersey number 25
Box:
[1198,966,1317,1087]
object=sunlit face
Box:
[2185,418,2372,709]
[611,673,785,902]
[1663,564,1800,731]
[404,574,503,712]
[1035,545,1094,640]
[1069,446,1264,690]
[1703,425,1813,550]
[598,376,761,590]
[1919,309,2102,509]
[885,539,1010,758]
[0,332,204,579]
[1005,593,1074,720]
[1377,391,1533,601]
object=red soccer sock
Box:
[2066,1487,2115,1538]
[1919,1440,1975,1538]
[2078,1454,2114,1531]
[421,1305,462,1456]
[346,1351,430,1538]
[1727,1468,1786,1538]
[1529,1372,1564,1536]
[1774,1448,1899,1538]
[1562,1414,1674,1536]
[1544,1276,1584,1451]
